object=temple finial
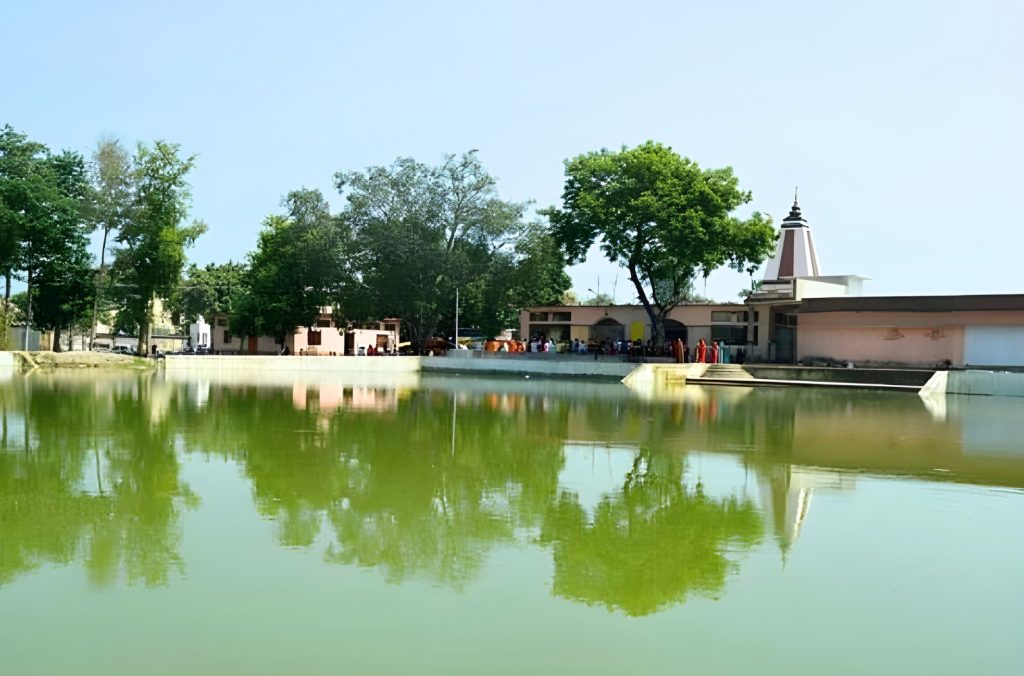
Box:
[786,187,803,221]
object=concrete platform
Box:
[688,375,921,392]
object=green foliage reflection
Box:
[0,374,194,588]
[542,452,762,616]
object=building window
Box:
[316,318,332,328]
[308,330,322,346]
[711,326,748,344]
[384,323,397,333]
[529,324,571,342]
[551,311,571,322]
[739,312,749,323]
[529,312,548,322]
[217,317,228,327]
[754,311,760,322]
[711,311,732,322]
[223,330,232,344]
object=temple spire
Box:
[763,191,821,280]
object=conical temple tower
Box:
[763,191,821,281]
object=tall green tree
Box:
[31,150,95,351]
[169,261,246,330]
[545,141,776,341]
[0,126,48,301]
[111,141,206,355]
[231,190,349,344]
[0,128,96,349]
[88,139,132,348]
[0,126,54,342]
[337,151,567,345]
[473,222,571,338]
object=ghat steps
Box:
[697,364,755,380]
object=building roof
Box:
[798,294,1024,314]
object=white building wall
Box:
[795,279,850,300]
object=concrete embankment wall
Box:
[0,352,14,369]
[165,355,422,375]
[919,369,1024,398]
[744,365,934,387]
[166,353,636,380]
[422,352,635,379]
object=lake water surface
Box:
[1,370,1022,675]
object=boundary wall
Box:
[164,355,421,375]
[146,353,1024,398]
[422,352,634,378]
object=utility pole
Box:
[454,287,459,348]
[23,270,32,351]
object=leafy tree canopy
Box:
[544,141,776,340]
[31,150,96,350]
[231,189,349,342]
[336,151,568,344]
[169,261,247,330]
[111,141,206,353]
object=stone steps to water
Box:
[698,364,755,380]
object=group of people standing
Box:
[670,338,728,364]
[528,334,556,352]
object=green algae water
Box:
[1,369,1022,675]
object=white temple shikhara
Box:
[762,190,822,281]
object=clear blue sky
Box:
[4,0,1021,302]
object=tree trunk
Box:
[89,228,110,350]
[52,325,64,353]
[137,296,152,356]
[628,261,661,344]
[4,272,9,301]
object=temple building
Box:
[745,193,866,362]
[523,192,1024,368]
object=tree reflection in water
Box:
[189,384,566,588]
[186,381,763,612]
[0,374,195,588]
[0,374,765,615]
[542,450,762,616]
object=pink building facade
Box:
[796,296,1024,367]
[520,303,750,350]
[208,312,400,356]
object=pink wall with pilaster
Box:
[796,310,1024,365]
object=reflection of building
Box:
[292,383,398,413]
[756,464,855,558]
